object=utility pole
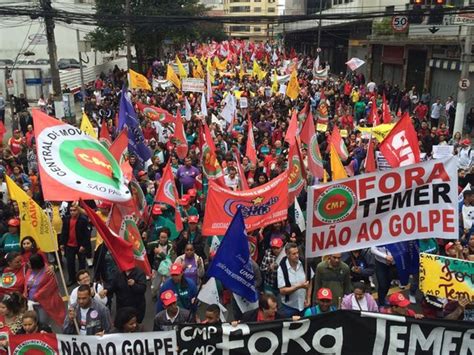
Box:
[76,29,86,106]
[125,0,132,70]
[453,25,473,136]
[317,0,323,51]
[41,0,61,100]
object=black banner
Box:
[178,310,473,354]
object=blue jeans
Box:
[375,260,391,307]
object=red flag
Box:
[136,102,174,124]
[288,139,306,205]
[108,204,152,276]
[99,120,112,146]
[301,111,324,179]
[379,112,421,168]
[80,200,136,272]
[33,109,131,203]
[246,117,257,166]
[232,147,249,190]
[0,120,6,145]
[330,125,349,161]
[110,128,128,163]
[26,268,65,326]
[365,138,377,173]
[175,110,188,159]
[202,172,288,235]
[367,96,380,126]
[201,122,225,184]
[154,160,183,231]
[382,93,392,124]
[284,110,298,145]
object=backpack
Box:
[279,256,312,302]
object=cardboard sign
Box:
[181,78,205,93]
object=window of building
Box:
[229,5,251,12]
[230,0,250,2]
[385,5,394,15]
[254,7,261,12]
[254,0,261,2]
[268,7,275,12]
[230,25,251,32]
[253,27,261,32]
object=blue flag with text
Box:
[118,87,152,163]
[207,208,258,302]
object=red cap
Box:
[388,292,410,307]
[444,242,455,253]
[152,204,162,215]
[178,195,190,205]
[8,218,20,227]
[97,202,112,209]
[317,288,333,300]
[270,238,283,248]
[461,139,471,146]
[169,263,183,275]
[137,170,147,178]
[188,188,197,197]
[160,290,177,307]
[188,215,199,223]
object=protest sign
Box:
[181,78,205,93]
[432,145,454,159]
[357,123,395,142]
[202,172,288,235]
[375,151,391,171]
[316,123,328,132]
[9,331,176,355]
[419,253,474,302]
[239,97,248,109]
[306,157,458,257]
[178,310,473,355]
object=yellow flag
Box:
[216,58,228,71]
[252,60,261,78]
[166,64,181,89]
[6,176,57,252]
[330,143,348,181]
[213,56,220,70]
[258,70,267,81]
[191,57,204,78]
[206,57,214,82]
[128,69,151,91]
[286,69,300,100]
[271,70,279,94]
[239,56,245,81]
[176,56,188,79]
[80,113,97,139]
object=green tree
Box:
[88,0,226,70]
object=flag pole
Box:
[49,220,80,334]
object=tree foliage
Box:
[88,0,226,67]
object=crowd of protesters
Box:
[0,40,472,339]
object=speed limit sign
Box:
[391,16,409,32]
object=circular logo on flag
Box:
[0,272,16,288]
[143,107,166,123]
[13,340,55,355]
[315,184,356,224]
[121,217,145,258]
[288,155,304,192]
[164,180,175,201]
[309,135,322,165]
[37,125,130,202]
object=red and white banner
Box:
[203,172,288,235]
[305,157,458,257]
[9,331,176,354]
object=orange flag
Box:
[175,110,188,160]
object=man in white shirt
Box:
[69,269,107,306]
[277,243,313,317]
[430,97,443,128]
[224,166,240,190]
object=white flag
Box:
[209,236,221,254]
[345,57,365,71]
[220,93,236,124]
[312,55,320,76]
[294,199,306,232]
[207,70,212,100]
[185,97,192,121]
[272,51,278,63]
[201,93,208,117]
[233,293,258,314]
[198,277,227,321]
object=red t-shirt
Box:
[67,217,78,248]
[257,309,275,322]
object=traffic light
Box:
[409,3,424,24]
[428,3,444,24]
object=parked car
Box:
[35,59,49,65]
[58,58,81,69]
[0,59,14,65]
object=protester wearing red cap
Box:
[261,238,285,297]
[1,219,21,253]
[155,262,198,314]
[304,288,337,316]
[382,292,424,318]
[153,289,191,331]
[175,212,204,258]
